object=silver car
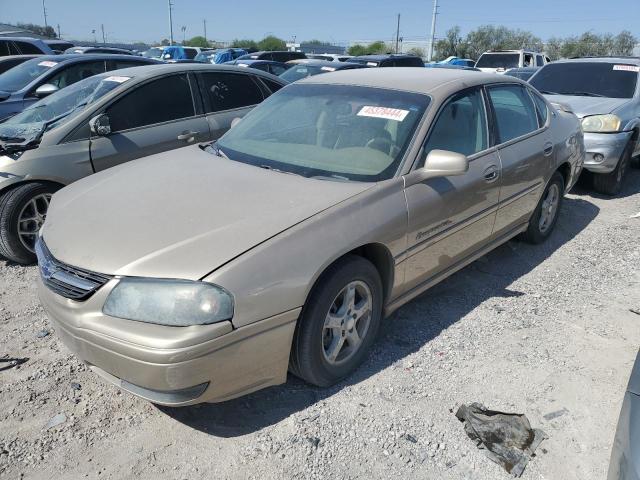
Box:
[0,63,286,263]
[530,57,640,195]
[37,68,584,406]
[609,350,640,480]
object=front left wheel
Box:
[0,183,59,264]
[289,255,383,387]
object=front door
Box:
[89,73,210,172]
[402,87,502,293]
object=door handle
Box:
[543,142,554,157]
[483,165,499,182]
[177,131,199,142]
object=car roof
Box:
[0,54,41,62]
[350,54,417,61]
[299,67,522,95]
[103,63,288,81]
[552,56,640,66]
[27,54,152,64]
[0,36,46,43]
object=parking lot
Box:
[0,168,637,479]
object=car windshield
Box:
[475,53,520,69]
[505,70,535,81]
[280,65,334,82]
[143,48,163,59]
[3,74,129,130]
[216,83,430,182]
[530,62,639,99]
[0,58,58,93]
[195,51,214,62]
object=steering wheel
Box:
[366,137,393,155]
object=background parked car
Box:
[44,40,75,54]
[64,46,133,55]
[306,54,353,62]
[426,56,476,68]
[160,45,208,61]
[0,63,287,263]
[475,50,549,73]
[424,63,480,72]
[198,48,248,64]
[0,55,41,75]
[35,68,583,406]
[608,349,640,480]
[225,59,290,76]
[349,54,424,67]
[504,66,540,82]
[530,57,640,195]
[0,37,54,56]
[141,47,164,59]
[237,50,307,62]
[279,59,366,82]
[0,54,158,121]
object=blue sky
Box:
[2,0,639,45]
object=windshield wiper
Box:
[201,141,228,158]
[259,165,304,177]
[537,90,561,96]
[309,174,350,182]
[564,91,607,98]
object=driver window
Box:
[422,89,488,163]
[523,54,533,67]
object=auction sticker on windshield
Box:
[37,61,58,68]
[613,65,640,72]
[321,66,336,72]
[103,76,131,83]
[358,106,410,122]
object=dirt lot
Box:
[1,170,639,480]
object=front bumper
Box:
[37,276,299,406]
[583,131,632,174]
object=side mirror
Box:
[230,117,242,128]
[405,149,469,187]
[89,113,111,136]
[34,84,59,98]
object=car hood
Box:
[42,146,374,280]
[544,95,630,118]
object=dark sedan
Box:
[0,55,41,75]
[279,59,367,82]
[64,46,134,55]
[225,59,290,76]
[0,54,158,120]
[349,54,424,67]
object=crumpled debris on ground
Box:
[455,402,547,477]
[0,356,29,372]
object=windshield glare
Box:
[143,48,163,59]
[4,74,127,128]
[0,58,57,93]
[217,84,430,182]
[476,53,520,69]
[530,63,639,99]
[280,65,327,82]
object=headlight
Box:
[581,114,622,133]
[103,278,234,327]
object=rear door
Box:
[196,71,266,139]
[403,87,502,291]
[487,84,551,236]
[89,72,210,172]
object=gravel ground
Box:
[1,170,639,480]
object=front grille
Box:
[35,239,112,301]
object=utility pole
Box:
[42,0,48,29]
[57,24,61,39]
[395,13,401,54]
[181,26,186,44]
[203,19,207,44]
[428,0,438,61]
[92,29,96,43]
[168,0,175,45]
[101,24,106,44]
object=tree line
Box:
[434,26,637,61]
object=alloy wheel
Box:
[17,193,51,253]
[322,280,372,365]
[538,183,560,233]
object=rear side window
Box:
[184,48,198,59]
[395,57,423,67]
[14,41,43,54]
[488,85,540,143]
[107,74,195,132]
[424,88,488,158]
[536,55,544,67]
[269,64,287,76]
[530,91,548,126]
[260,77,284,94]
[107,59,151,70]
[46,61,106,89]
[199,72,264,112]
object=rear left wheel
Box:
[521,172,564,244]
[0,183,59,264]
[289,255,383,387]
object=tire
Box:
[289,255,383,387]
[0,183,59,264]
[521,171,564,244]
[592,141,633,196]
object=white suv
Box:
[475,50,550,73]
